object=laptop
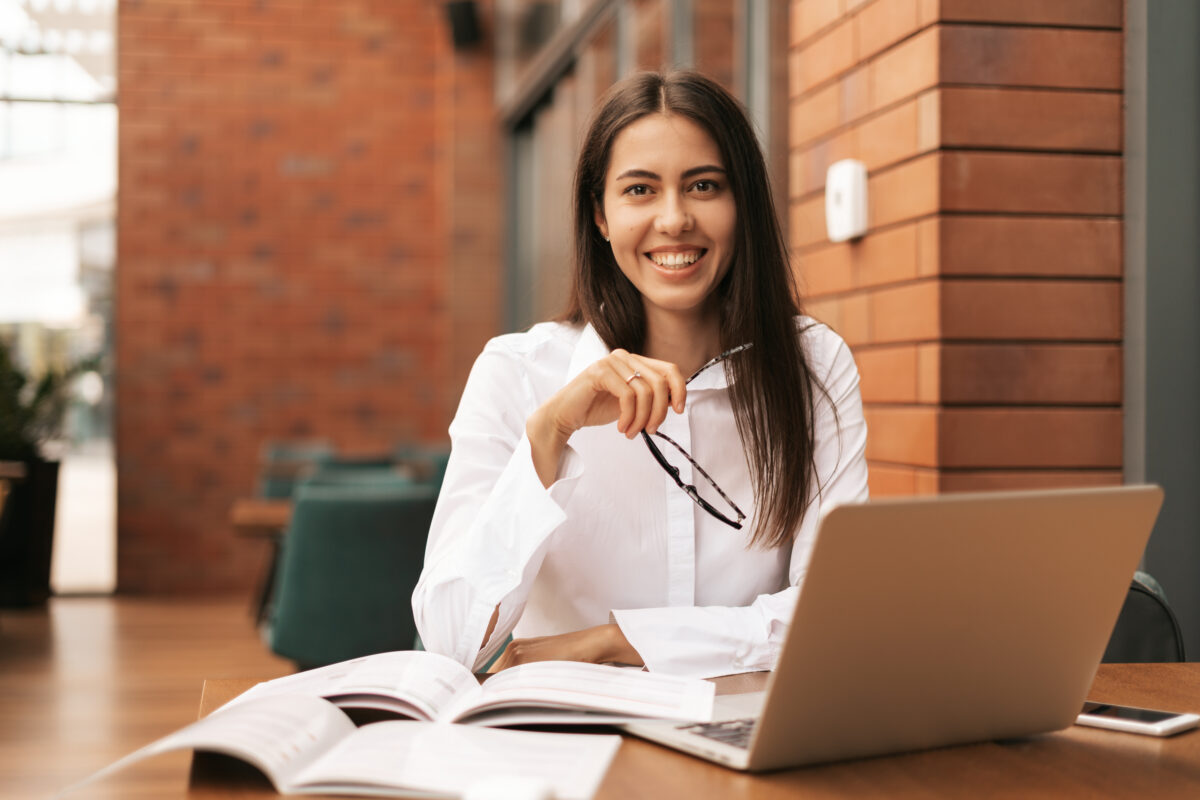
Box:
[621,485,1164,771]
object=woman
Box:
[413,70,868,679]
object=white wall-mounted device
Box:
[824,159,868,243]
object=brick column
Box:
[116,2,500,593]
[788,0,1124,495]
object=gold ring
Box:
[625,371,642,384]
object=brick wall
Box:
[788,0,1125,495]
[116,0,1127,593]
[692,0,736,88]
[116,1,500,593]
[632,0,666,68]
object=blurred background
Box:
[0,1,1197,651]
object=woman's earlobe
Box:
[593,202,609,242]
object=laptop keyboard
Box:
[676,717,757,749]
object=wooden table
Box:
[0,461,26,512]
[230,498,293,537]
[0,460,28,480]
[230,499,293,624]
[184,664,1200,799]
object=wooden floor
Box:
[0,596,293,800]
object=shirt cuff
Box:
[612,604,775,680]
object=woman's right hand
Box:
[525,349,686,487]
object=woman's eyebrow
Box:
[682,165,727,179]
[614,164,727,181]
[614,168,660,181]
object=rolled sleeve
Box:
[415,435,584,670]
[412,333,584,671]
[613,589,797,679]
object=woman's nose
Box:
[654,194,694,236]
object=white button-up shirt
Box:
[412,318,869,678]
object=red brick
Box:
[840,64,871,124]
[916,343,940,403]
[938,470,1124,493]
[939,26,1124,91]
[939,344,1122,405]
[790,82,841,148]
[939,87,1122,152]
[941,280,1122,341]
[868,25,938,110]
[794,0,845,46]
[854,0,925,61]
[937,0,1123,28]
[790,96,929,197]
[856,344,920,404]
[792,17,858,95]
[633,0,666,69]
[693,0,737,88]
[940,152,1122,216]
[806,281,940,349]
[870,464,941,496]
[939,409,1123,468]
[936,216,1122,279]
[869,152,940,228]
[789,193,829,250]
[864,406,940,467]
[798,221,922,296]
[870,280,941,344]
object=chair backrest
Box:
[269,482,438,668]
[256,439,334,499]
[1102,571,1186,663]
[393,444,451,489]
[301,465,414,489]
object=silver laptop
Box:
[622,485,1164,771]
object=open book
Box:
[66,693,620,799]
[228,650,715,726]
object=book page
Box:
[230,650,479,720]
[446,660,714,724]
[58,694,355,797]
[294,720,621,800]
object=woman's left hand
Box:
[487,623,644,672]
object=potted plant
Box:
[0,339,92,608]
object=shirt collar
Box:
[565,323,612,382]
[565,323,732,391]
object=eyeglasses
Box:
[640,344,751,530]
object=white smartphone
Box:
[1076,702,1200,737]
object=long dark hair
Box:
[563,70,825,549]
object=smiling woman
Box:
[412,71,869,680]
[595,113,736,331]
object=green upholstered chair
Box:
[1102,571,1186,663]
[256,439,334,499]
[250,440,335,625]
[312,454,396,472]
[252,462,415,628]
[301,465,414,489]
[269,482,437,669]
[394,444,451,489]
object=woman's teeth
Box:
[649,251,701,268]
